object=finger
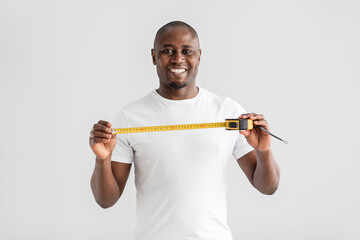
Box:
[90,137,112,145]
[97,120,112,128]
[253,119,267,126]
[239,113,254,119]
[238,114,248,119]
[93,123,112,134]
[91,130,112,139]
[249,114,264,120]
[239,113,257,119]
[253,120,270,131]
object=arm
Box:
[89,120,132,208]
[90,158,132,208]
[237,150,280,195]
[237,113,280,195]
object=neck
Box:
[156,83,199,100]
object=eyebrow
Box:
[161,44,194,48]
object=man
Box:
[89,21,280,240]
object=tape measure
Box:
[111,118,288,145]
[112,119,253,134]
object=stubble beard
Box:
[169,81,188,89]
[168,75,196,89]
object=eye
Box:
[161,49,173,54]
[183,49,193,54]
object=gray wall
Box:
[1,0,359,239]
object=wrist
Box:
[253,141,271,153]
[95,156,112,166]
[254,148,272,158]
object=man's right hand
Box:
[89,120,116,161]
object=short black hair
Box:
[153,21,200,48]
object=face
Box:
[151,26,201,89]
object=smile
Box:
[169,68,186,74]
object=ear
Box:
[198,49,202,65]
[151,49,156,65]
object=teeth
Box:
[170,69,186,73]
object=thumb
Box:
[111,132,117,140]
[106,132,117,151]
[240,130,251,137]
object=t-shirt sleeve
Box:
[231,100,254,159]
[111,110,134,164]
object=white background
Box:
[1,0,359,239]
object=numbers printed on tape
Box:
[111,119,254,134]
[112,122,227,134]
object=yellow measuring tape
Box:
[112,118,289,144]
[112,119,253,134]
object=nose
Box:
[171,51,184,64]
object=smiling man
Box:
[89,21,280,240]
[152,23,201,99]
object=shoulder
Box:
[125,92,154,110]
[200,87,245,111]
[112,91,155,124]
[119,91,156,113]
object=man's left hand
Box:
[239,113,271,152]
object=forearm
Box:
[253,149,280,195]
[90,157,120,208]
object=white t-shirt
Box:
[112,86,253,240]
